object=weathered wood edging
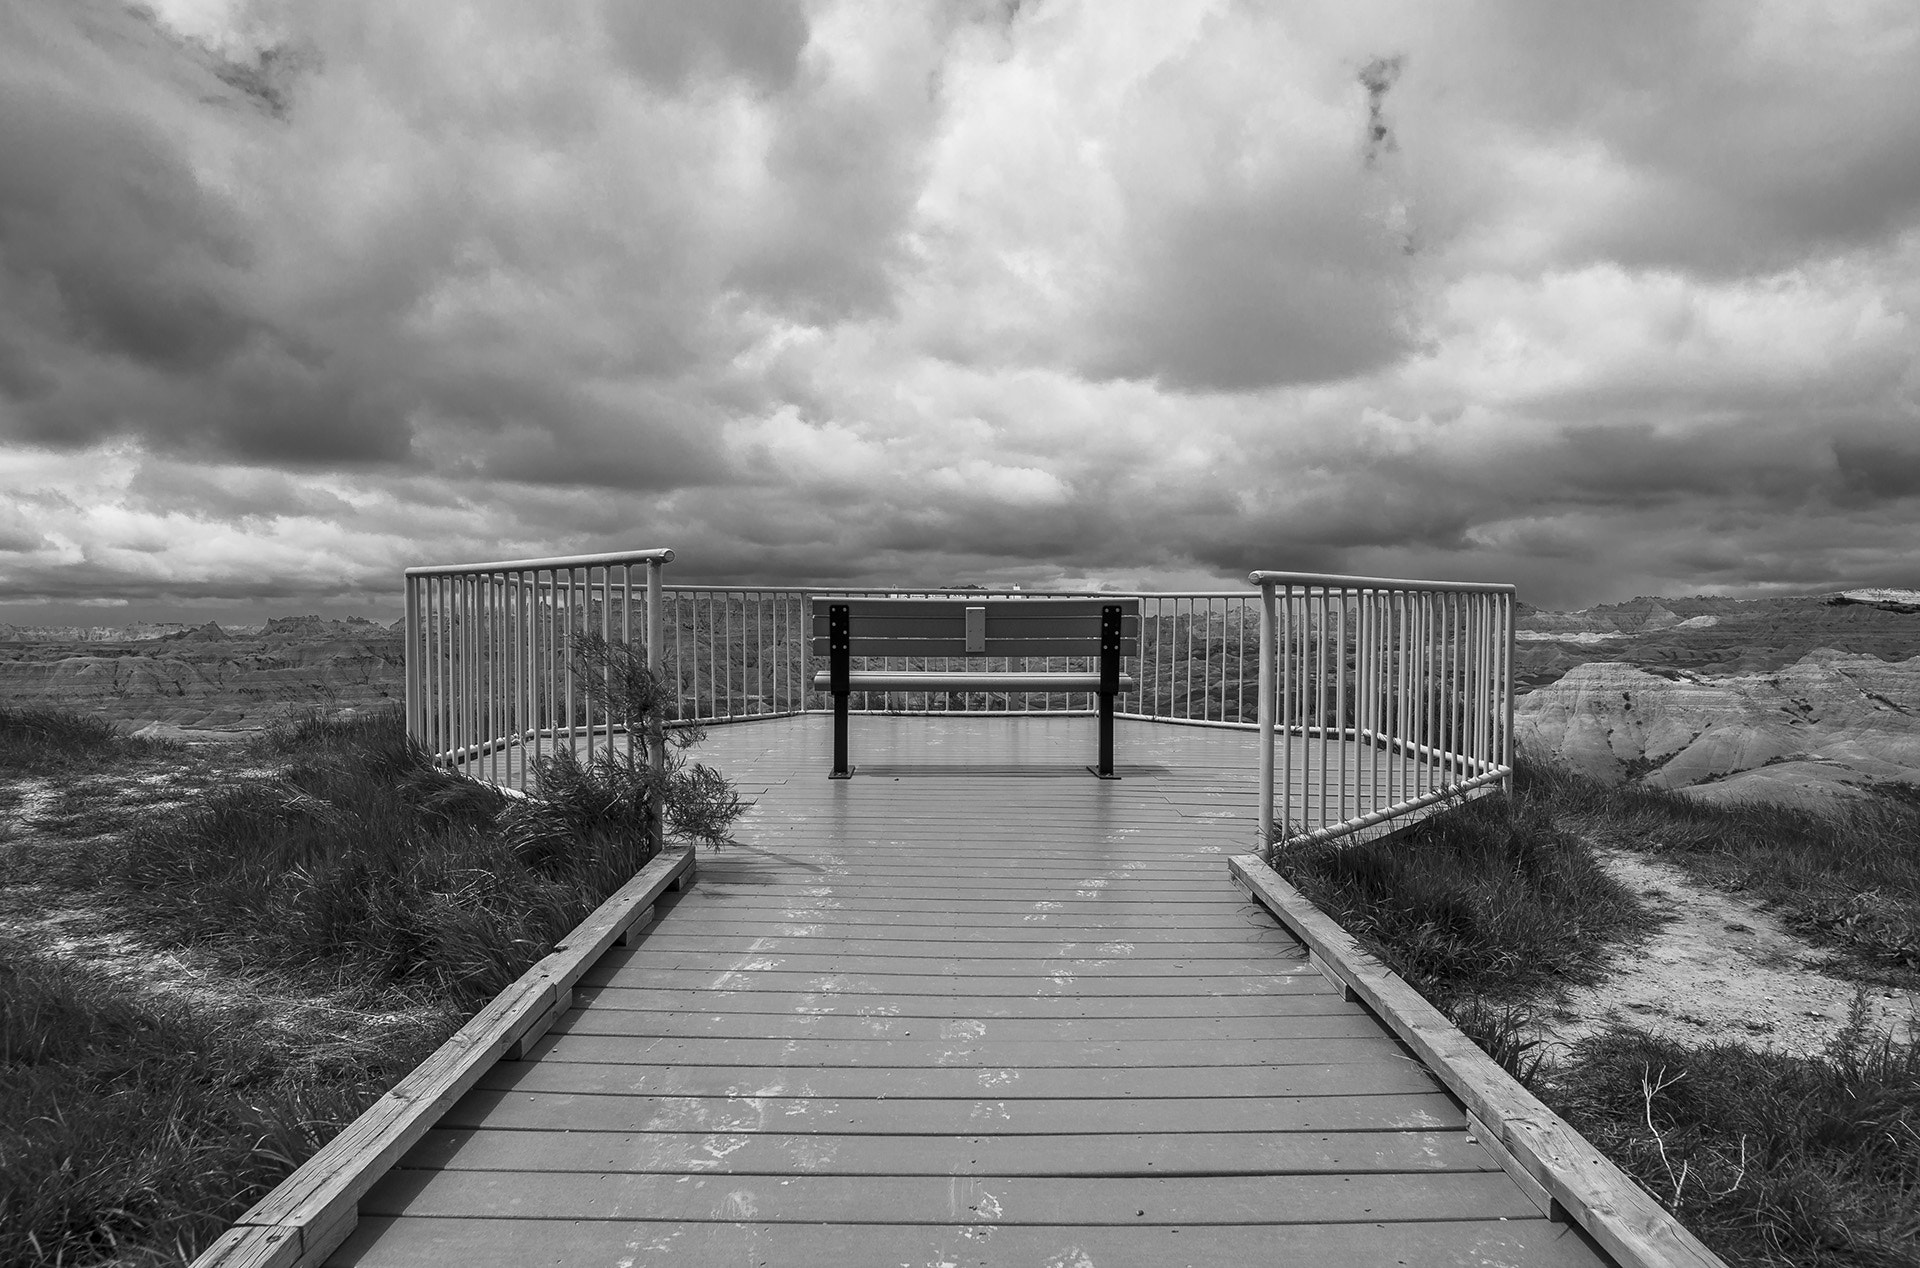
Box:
[1228,854,1727,1268]
[191,846,697,1268]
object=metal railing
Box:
[1252,570,1516,856]
[403,551,1513,850]
[404,549,672,802]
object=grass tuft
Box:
[0,935,442,1268]
[1271,784,1656,1008]
[1551,996,1920,1267]
[0,704,174,774]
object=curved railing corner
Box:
[1250,569,1517,859]
[400,549,1515,855]
[403,548,675,845]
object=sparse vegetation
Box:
[1276,754,1920,1268]
[0,937,443,1268]
[1554,1000,1920,1268]
[1,675,741,1266]
[1270,777,1657,1010]
[0,704,174,775]
[1520,760,1920,985]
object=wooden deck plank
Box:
[395,1125,1503,1176]
[598,950,1312,975]
[568,968,1341,997]
[326,717,1609,1268]
[627,921,1300,943]
[333,1217,1612,1268]
[548,1006,1370,1038]
[437,1090,1468,1134]
[527,1032,1413,1068]
[362,1169,1543,1223]
[473,1059,1448,1100]
[468,1062,1434,1099]
[567,986,1350,1018]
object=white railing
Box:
[403,552,1513,850]
[1252,570,1516,857]
[404,549,671,799]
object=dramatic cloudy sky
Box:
[3,0,1918,623]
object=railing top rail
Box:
[1248,569,1517,596]
[662,586,1263,599]
[405,547,675,579]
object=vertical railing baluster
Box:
[1281,587,1293,842]
[646,558,665,852]
[1257,579,1276,852]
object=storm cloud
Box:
[2,0,1917,623]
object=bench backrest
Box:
[810,597,1141,660]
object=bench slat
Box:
[810,615,1140,640]
[810,671,1138,693]
[810,636,1140,659]
[811,598,1141,621]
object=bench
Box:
[809,596,1141,779]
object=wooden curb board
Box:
[191,847,697,1268]
[1228,854,1726,1268]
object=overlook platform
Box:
[326,715,1608,1267]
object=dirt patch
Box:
[1536,846,1917,1061]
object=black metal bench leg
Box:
[831,691,854,778]
[1088,602,1122,779]
[828,602,853,779]
[1088,690,1119,780]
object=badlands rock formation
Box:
[1516,649,1920,804]
[0,617,403,735]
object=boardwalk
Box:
[330,716,1607,1267]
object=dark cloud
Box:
[124,462,356,520]
[1834,438,1920,502]
[0,78,255,373]
[601,0,810,93]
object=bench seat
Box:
[810,671,1138,693]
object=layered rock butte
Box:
[1513,591,1920,804]
[0,616,403,737]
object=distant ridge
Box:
[1831,589,1920,615]
[0,622,191,643]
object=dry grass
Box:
[1283,756,1920,1268]
[0,693,741,1266]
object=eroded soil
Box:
[1536,846,1917,1061]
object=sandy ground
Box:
[0,765,447,1051]
[1536,846,1917,1061]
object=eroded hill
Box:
[0,617,403,735]
[1514,592,1920,803]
